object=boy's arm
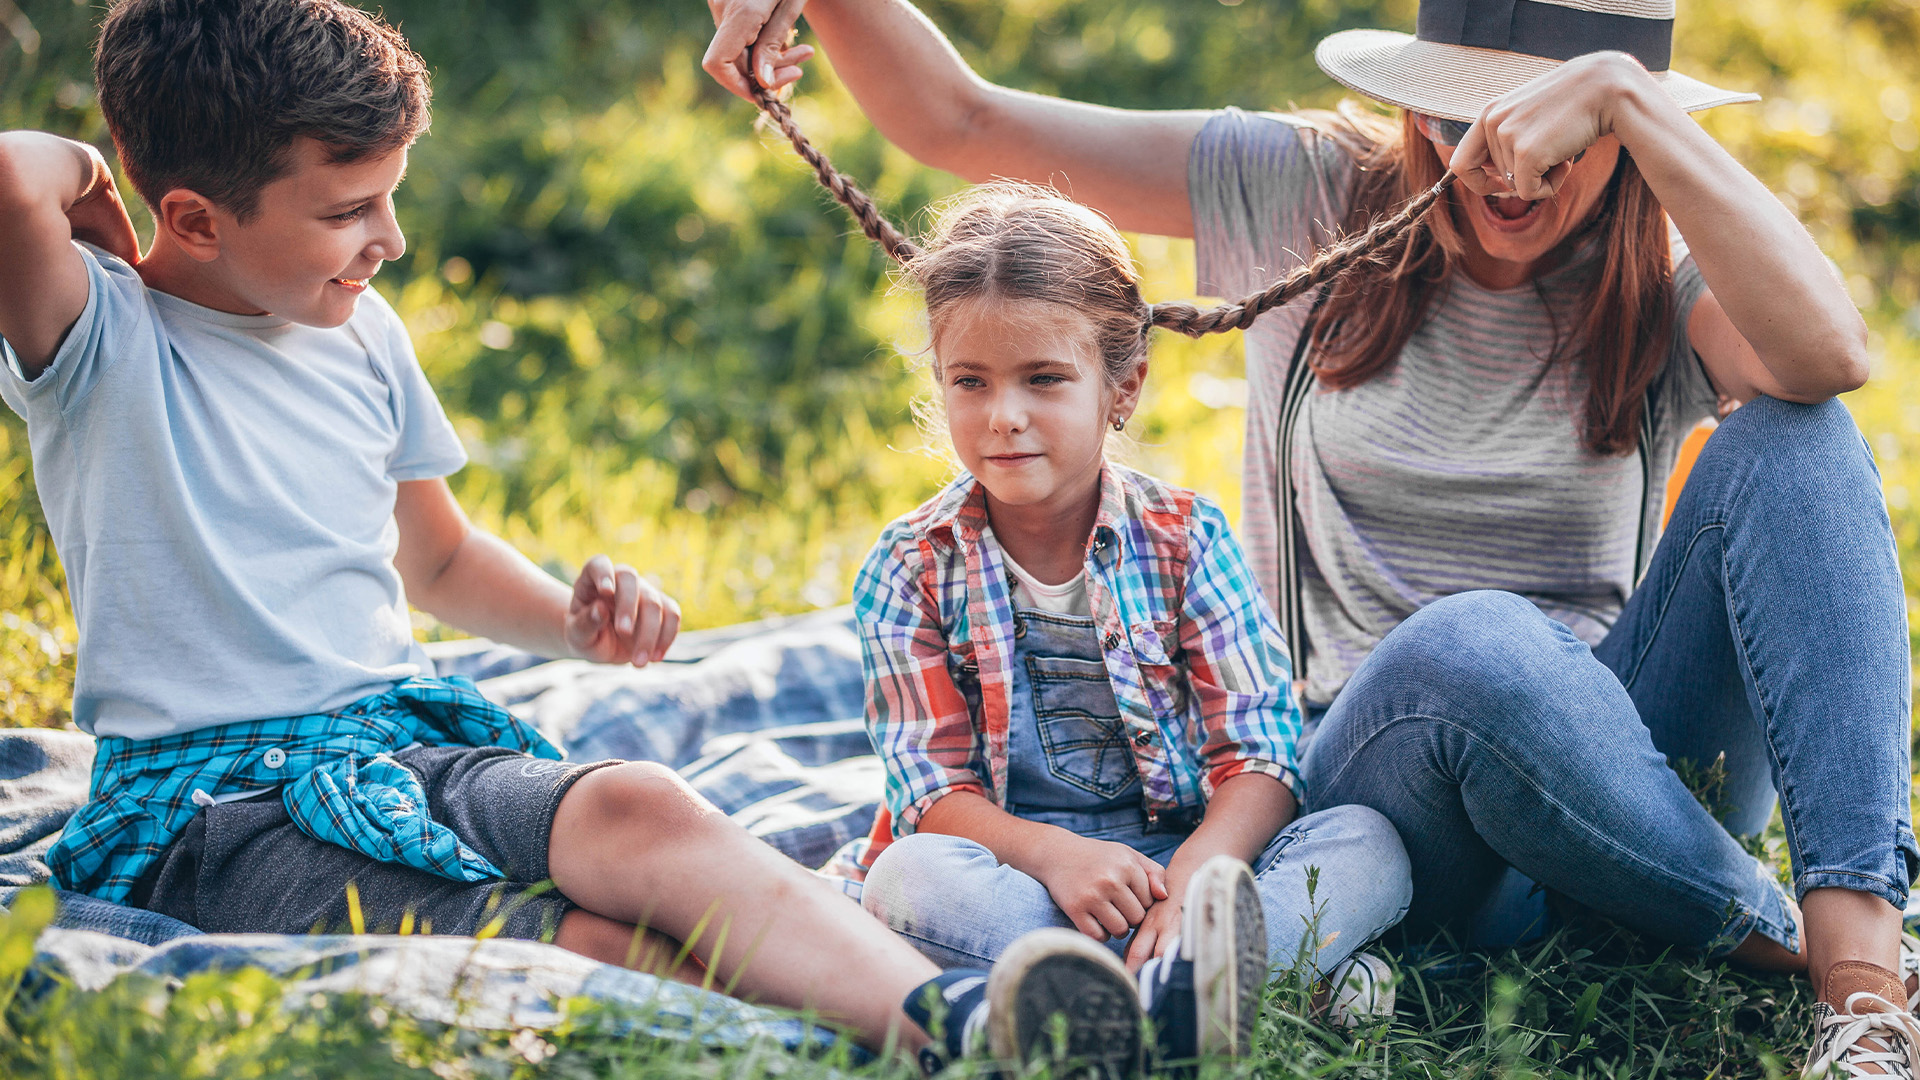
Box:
[0,133,141,377]
[393,479,679,665]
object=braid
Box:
[1149,172,1457,336]
[747,69,1456,336]
[750,83,921,264]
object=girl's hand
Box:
[1030,833,1169,942]
[1124,895,1183,973]
[703,0,817,101]
[1449,51,1652,201]
[565,554,682,667]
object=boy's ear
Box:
[154,188,224,263]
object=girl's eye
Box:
[1030,373,1065,386]
[952,376,984,389]
[330,204,371,223]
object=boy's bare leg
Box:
[553,909,707,984]
[547,762,940,1050]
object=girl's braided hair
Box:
[751,85,1454,378]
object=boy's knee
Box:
[556,761,721,849]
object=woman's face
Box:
[1427,127,1623,275]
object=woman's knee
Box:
[1695,395,1877,501]
[1363,591,1574,700]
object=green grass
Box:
[0,878,1827,1079]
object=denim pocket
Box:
[1027,654,1139,799]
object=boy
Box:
[0,0,1161,1069]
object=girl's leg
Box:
[547,761,941,1050]
[1301,588,1800,954]
[1248,805,1412,976]
[1592,395,1914,984]
[861,832,1079,967]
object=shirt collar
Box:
[919,464,1131,562]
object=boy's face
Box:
[198,137,409,327]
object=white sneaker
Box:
[1136,854,1269,1061]
[1899,932,1919,1012]
[1804,962,1920,1079]
[1317,951,1396,1028]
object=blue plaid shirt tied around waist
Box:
[50,676,562,905]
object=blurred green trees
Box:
[3,0,1919,728]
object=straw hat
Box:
[1315,0,1758,122]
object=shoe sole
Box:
[1184,855,1269,1058]
[987,929,1144,1079]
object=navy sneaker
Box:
[904,930,1143,1078]
[1138,855,1268,1062]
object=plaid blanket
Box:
[0,607,877,1052]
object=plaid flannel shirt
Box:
[50,676,561,904]
[853,464,1303,868]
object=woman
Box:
[702,0,1916,1070]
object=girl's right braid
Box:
[1149,172,1457,337]
[750,84,922,265]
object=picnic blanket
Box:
[0,606,880,1053]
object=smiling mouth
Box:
[1482,192,1545,226]
[331,276,372,290]
[985,453,1040,464]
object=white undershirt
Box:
[985,527,1091,616]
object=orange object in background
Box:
[1663,420,1717,528]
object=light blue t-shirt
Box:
[0,244,468,739]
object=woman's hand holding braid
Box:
[702,0,814,100]
[1453,50,1868,401]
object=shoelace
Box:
[1806,993,1920,1079]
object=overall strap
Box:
[1273,287,1331,682]
[1633,389,1657,583]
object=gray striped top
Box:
[1189,108,1717,704]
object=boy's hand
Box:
[1029,832,1168,943]
[66,147,140,267]
[565,554,681,667]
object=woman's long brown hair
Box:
[1305,105,1675,455]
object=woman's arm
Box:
[1450,52,1868,403]
[704,0,1210,236]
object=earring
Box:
[1110,418,1126,432]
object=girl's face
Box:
[935,298,1143,517]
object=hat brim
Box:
[1314,29,1759,122]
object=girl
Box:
[749,95,1416,1054]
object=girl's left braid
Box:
[750,83,922,265]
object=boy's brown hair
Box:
[94,0,431,220]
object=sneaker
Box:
[1138,854,1269,1061]
[1314,951,1397,1028]
[1803,961,1920,1079]
[986,928,1145,1079]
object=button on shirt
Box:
[852,464,1303,869]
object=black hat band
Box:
[1416,0,1673,71]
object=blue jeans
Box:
[1301,396,1916,956]
[861,806,1411,976]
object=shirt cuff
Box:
[1205,757,1301,804]
[896,781,985,834]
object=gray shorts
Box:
[129,745,618,940]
